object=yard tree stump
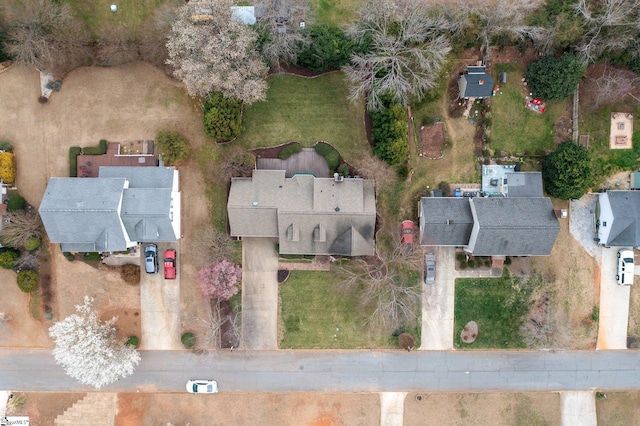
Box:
[461,321,478,344]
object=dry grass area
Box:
[405,392,561,426]
[596,391,640,425]
[7,392,86,426]
[527,199,599,349]
[116,392,381,426]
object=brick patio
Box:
[76,141,157,177]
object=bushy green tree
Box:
[371,101,408,167]
[526,54,586,101]
[543,141,592,200]
[296,24,354,72]
[17,269,38,292]
[203,92,243,141]
[0,249,20,269]
[155,130,191,165]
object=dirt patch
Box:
[420,122,445,158]
[7,392,85,426]
[555,107,573,143]
[116,392,380,426]
[404,392,561,426]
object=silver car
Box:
[144,244,158,274]
[424,253,436,284]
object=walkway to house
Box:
[256,148,330,178]
[241,237,279,350]
[76,141,157,177]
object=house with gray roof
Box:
[458,66,494,99]
[466,197,559,256]
[419,198,474,246]
[419,196,559,256]
[597,190,640,247]
[39,166,180,252]
[227,169,376,256]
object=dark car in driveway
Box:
[144,244,158,274]
[424,252,436,284]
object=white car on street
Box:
[617,249,635,286]
[186,379,219,394]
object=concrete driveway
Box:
[140,243,182,350]
[419,246,456,350]
[597,248,632,349]
[241,237,279,350]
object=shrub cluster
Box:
[62,252,75,262]
[24,236,41,251]
[0,141,13,152]
[296,24,355,72]
[7,194,25,211]
[278,142,302,160]
[17,270,38,293]
[181,332,196,348]
[0,248,20,269]
[314,142,340,171]
[203,92,243,141]
[156,130,191,165]
[370,98,408,168]
[0,151,16,184]
[126,336,140,348]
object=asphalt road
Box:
[1,349,639,393]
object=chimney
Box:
[554,209,568,219]
[478,79,484,85]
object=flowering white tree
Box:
[198,260,242,300]
[166,0,268,103]
[48,296,141,389]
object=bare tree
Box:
[2,0,91,76]
[256,0,310,67]
[191,228,234,269]
[0,209,43,249]
[166,0,269,103]
[353,153,399,196]
[95,25,140,67]
[337,234,423,332]
[343,0,452,110]
[138,0,181,71]
[590,64,640,109]
[442,0,545,59]
[575,0,640,63]
[186,299,241,350]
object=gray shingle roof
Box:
[39,178,128,252]
[467,197,559,256]
[420,198,474,246]
[228,170,376,256]
[603,191,640,246]
[40,167,179,252]
[505,172,544,197]
[458,67,494,99]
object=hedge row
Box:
[82,139,108,155]
[279,142,302,160]
[69,147,81,177]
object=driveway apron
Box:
[241,237,279,350]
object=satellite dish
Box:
[110,5,118,12]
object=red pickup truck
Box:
[164,249,176,280]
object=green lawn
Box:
[64,0,167,35]
[279,270,389,349]
[231,72,368,164]
[309,0,362,25]
[490,66,565,155]
[454,271,539,349]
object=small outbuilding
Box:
[458,66,494,99]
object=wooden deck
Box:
[77,142,157,177]
[257,148,331,178]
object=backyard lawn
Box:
[232,72,369,163]
[454,271,539,349]
[309,0,362,25]
[66,0,168,34]
[279,270,389,349]
[490,66,565,155]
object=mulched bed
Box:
[277,269,290,283]
[420,122,445,158]
[250,141,297,159]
